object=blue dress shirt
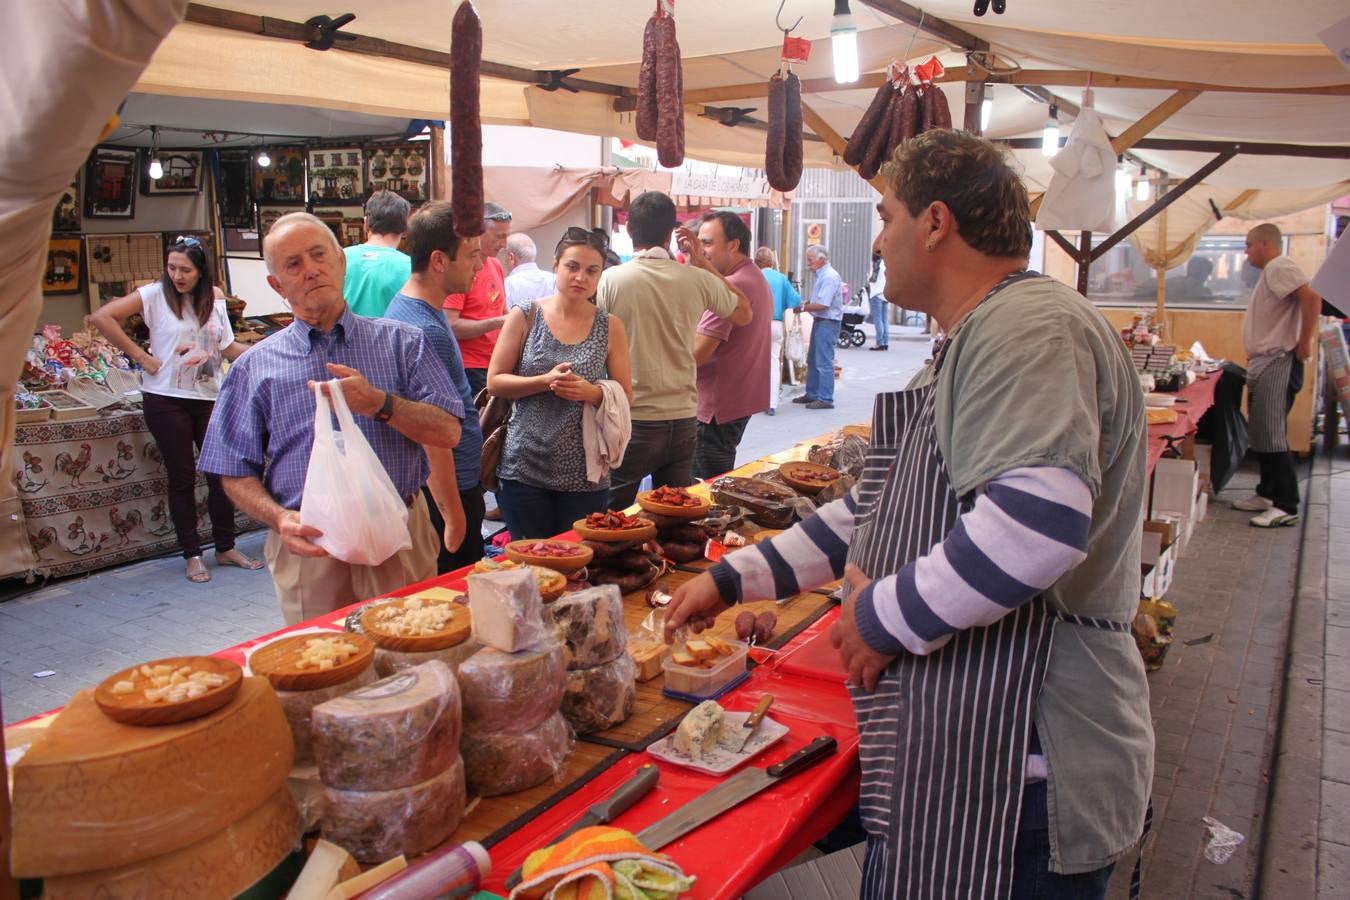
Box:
[809,264,844,322]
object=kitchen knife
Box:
[636,734,837,851]
[730,693,775,753]
[504,763,659,890]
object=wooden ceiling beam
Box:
[858,0,987,52]
[1000,137,1350,160]
[800,101,887,194]
[1110,90,1202,155]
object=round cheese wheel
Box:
[9,678,292,878]
[462,712,572,797]
[311,660,461,791]
[561,653,637,735]
[42,787,300,900]
[374,637,482,680]
[549,585,628,670]
[277,664,379,765]
[322,755,467,864]
[457,639,565,734]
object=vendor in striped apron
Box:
[667,131,1153,899]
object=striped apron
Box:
[847,273,1138,899]
[1245,351,1295,453]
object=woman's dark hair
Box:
[162,237,216,325]
[554,227,610,265]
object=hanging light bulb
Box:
[147,126,163,180]
[257,148,272,168]
[980,87,993,131]
[830,0,860,85]
[1041,103,1060,157]
[1135,166,1151,202]
[1114,157,1130,198]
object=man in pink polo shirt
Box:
[692,211,774,479]
[444,201,512,398]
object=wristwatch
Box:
[374,391,396,423]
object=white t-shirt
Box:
[138,281,234,400]
[1242,255,1309,359]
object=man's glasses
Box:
[484,211,513,222]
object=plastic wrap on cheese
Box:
[467,567,549,652]
[374,638,481,679]
[322,755,466,864]
[457,639,565,734]
[549,585,628,670]
[461,712,572,797]
[561,653,637,735]
[277,664,378,765]
[311,661,461,791]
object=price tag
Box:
[781,35,812,63]
[704,538,727,562]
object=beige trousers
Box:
[264,493,439,625]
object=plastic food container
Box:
[661,640,749,698]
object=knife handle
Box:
[592,763,659,822]
[743,694,774,731]
[768,735,837,778]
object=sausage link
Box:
[899,86,921,142]
[636,16,660,141]
[654,16,685,167]
[764,72,788,191]
[883,82,907,165]
[450,1,484,236]
[858,87,900,179]
[843,81,894,166]
[931,84,953,130]
[781,72,804,190]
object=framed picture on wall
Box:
[257,205,294,240]
[52,176,81,233]
[311,206,365,247]
[224,227,261,254]
[366,143,429,204]
[254,147,307,204]
[217,149,255,228]
[308,147,364,203]
[84,147,139,218]
[44,238,84,295]
[142,150,203,195]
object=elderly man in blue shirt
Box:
[201,212,465,625]
[793,245,844,409]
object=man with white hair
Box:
[201,212,466,624]
[794,244,843,409]
[503,233,555,310]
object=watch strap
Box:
[375,391,395,422]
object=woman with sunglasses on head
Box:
[487,229,633,539]
[91,237,263,583]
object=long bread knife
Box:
[504,763,659,889]
[636,735,837,851]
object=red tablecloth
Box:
[1145,372,1219,475]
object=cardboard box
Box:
[1140,519,1178,599]
[1152,458,1197,552]
[1193,443,1213,481]
[1141,542,1177,599]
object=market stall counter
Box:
[1145,371,1220,474]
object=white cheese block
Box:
[311,660,461,791]
[561,654,637,735]
[674,700,725,760]
[326,854,408,899]
[278,664,378,765]
[467,567,548,652]
[549,584,628,670]
[461,711,573,797]
[457,639,565,734]
[286,838,352,900]
[322,755,467,864]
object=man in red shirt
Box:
[444,201,512,397]
[692,211,774,479]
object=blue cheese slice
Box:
[674,700,725,760]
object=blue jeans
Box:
[496,478,610,541]
[1010,780,1115,899]
[868,294,889,347]
[805,318,840,404]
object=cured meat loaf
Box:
[450,1,484,236]
[549,585,628,670]
[562,654,637,735]
[323,756,467,863]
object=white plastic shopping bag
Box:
[299,379,411,566]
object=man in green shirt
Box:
[343,190,411,318]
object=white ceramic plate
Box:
[647,711,788,775]
[1144,393,1177,408]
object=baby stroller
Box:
[837,287,869,348]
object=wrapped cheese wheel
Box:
[322,755,467,863]
[561,653,637,735]
[467,567,549,652]
[461,712,572,797]
[311,661,461,791]
[458,639,565,734]
[374,637,481,679]
[549,585,628,670]
[277,664,378,765]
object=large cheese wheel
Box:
[561,653,637,735]
[457,640,565,734]
[42,787,300,899]
[10,677,292,878]
[374,637,481,679]
[311,660,461,791]
[278,664,379,765]
[322,755,467,864]
[549,585,628,670]
[461,711,572,797]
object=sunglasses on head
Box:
[559,227,609,250]
[173,235,202,249]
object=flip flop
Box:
[217,551,265,571]
[186,558,211,583]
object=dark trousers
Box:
[607,417,699,509]
[422,483,486,574]
[497,478,609,540]
[1254,359,1304,514]
[465,367,488,399]
[1010,781,1116,899]
[693,416,750,480]
[141,391,235,559]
